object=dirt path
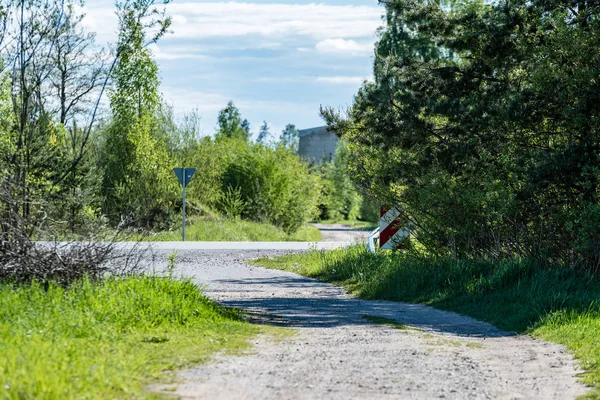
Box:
[149,249,589,399]
[312,223,371,242]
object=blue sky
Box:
[83,0,384,138]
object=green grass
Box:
[135,219,322,242]
[253,245,600,396]
[0,275,266,399]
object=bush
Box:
[219,142,319,233]
[315,141,378,223]
[178,138,319,234]
[101,114,178,230]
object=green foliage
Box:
[49,122,104,234]
[257,120,270,144]
[174,136,236,210]
[359,195,379,224]
[253,247,600,393]
[315,141,377,223]
[319,141,362,220]
[241,118,251,138]
[1,0,175,246]
[279,124,299,153]
[0,275,260,399]
[167,136,320,234]
[1,0,326,240]
[139,218,322,242]
[323,0,600,268]
[215,101,249,141]
[0,71,14,169]
[218,186,247,220]
[219,140,320,233]
[1,2,82,235]
[2,107,73,235]
[100,1,176,228]
[177,109,319,234]
[113,115,177,226]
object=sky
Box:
[83,0,385,138]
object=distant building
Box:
[298,126,338,164]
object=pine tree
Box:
[215,101,248,141]
[257,121,270,145]
[241,119,251,138]
[279,124,299,152]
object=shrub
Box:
[219,142,319,233]
[315,141,378,223]
[177,138,319,233]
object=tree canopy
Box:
[279,124,299,152]
[216,101,249,141]
[323,0,600,267]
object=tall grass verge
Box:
[0,276,261,399]
[253,246,600,395]
[136,219,322,242]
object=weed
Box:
[166,251,178,278]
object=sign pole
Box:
[173,167,195,242]
[182,168,186,241]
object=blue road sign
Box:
[173,167,196,187]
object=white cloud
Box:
[148,44,211,61]
[162,86,229,112]
[315,38,373,56]
[80,1,378,135]
[80,6,118,45]
[160,86,324,135]
[316,76,369,85]
[165,3,382,40]
[82,2,383,45]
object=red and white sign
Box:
[379,206,409,250]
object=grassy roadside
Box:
[252,246,600,396]
[0,275,268,399]
[135,220,322,242]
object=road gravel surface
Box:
[144,244,590,400]
[311,223,371,242]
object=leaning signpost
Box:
[173,167,196,241]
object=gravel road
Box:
[311,223,371,242]
[145,247,590,400]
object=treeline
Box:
[324,0,600,269]
[0,0,371,244]
[0,0,178,240]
